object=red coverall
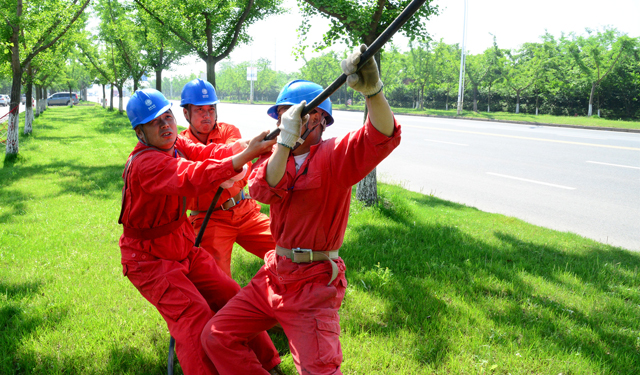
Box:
[180,124,275,277]
[119,136,280,375]
[201,117,401,375]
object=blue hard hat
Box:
[126,89,172,129]
[267,80,334,126]
[181,78,219,107]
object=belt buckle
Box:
[221,197,236,211]
[292,248,312,262]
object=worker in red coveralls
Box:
[201,44,401,374]
[179,79,275,278]
[119,88,284,375]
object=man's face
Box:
[184,104,217,134]
[135,110,178,149]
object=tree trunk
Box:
[68,86,73,108]
[535,94,539,116]
[35,84,41,117]
[473,85,478,112]
[110,85,114,111]
[6,29,22,155]
[102,84,106,108]
[117,85,124,113]
[588,82,595,117]
[515,91,520,114]
[24,78,33,134]
[156,69,162,92]
[206,56,217,88]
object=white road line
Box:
[586,161,640,170]
[424,139,468,146]
[487,172,576,190]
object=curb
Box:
[332,108,640,134]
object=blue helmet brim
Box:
[135,102,173,128]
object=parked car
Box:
[47,92,79,106]
[0,95,9,107]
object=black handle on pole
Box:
[194,186,224,247]
[264,0,428,141]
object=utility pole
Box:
[456,0,468,115]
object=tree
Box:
[134,0,283,88]
[136,11,190,92]
[501,47,536,114]
[431,40,459,110]
[1,0,90,155]
[568,27,636,116]
[298,0,439,205]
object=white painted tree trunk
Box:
[598,109,601,117]
[5,112,19,154]
[588,103,592,117]
[446,103,448,111]
[35,99,41,116]
[356,167,378,206]
[536,107,538,116]
[515,103,520,114]
[119,96,123,112]
[487,105,490,112]
[24,107,34,134]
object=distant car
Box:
[0,95,9,107]
[21,94,26,105]
[47,92,80,106]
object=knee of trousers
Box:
[200,318,240,353]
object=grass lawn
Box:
[1,105,639,374]
[331,104,640,131]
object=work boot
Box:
[268,364,285,375]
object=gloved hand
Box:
[341,44,383,97]
[220,164,248,189]
[278,101,309,149]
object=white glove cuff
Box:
[361,80,384,97]
[277,129,299,149]
[229,164,248,182]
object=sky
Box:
[166,0,640,77]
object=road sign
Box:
[247,67,257,81]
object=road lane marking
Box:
[487,172,576,190]
[424,139,468,146]
[586,161,640,170]
[402,124,640,151]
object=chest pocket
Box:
[291,167,322,191]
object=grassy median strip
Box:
[2,105,639,374]
[332,104,640,131]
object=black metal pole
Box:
[264,0,428,141]
[168,185,224,374]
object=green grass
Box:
[332,104,640,130]
[2,105,639,374]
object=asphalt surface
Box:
[214,103,640,252]
[9,99,640,251]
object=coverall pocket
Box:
[315,316,342,366]
[151,277,192,322]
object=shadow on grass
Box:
[0,280,65,374]
[341,189,640,372]
[0,159,123,200]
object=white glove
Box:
[341,44,383,97]
[277,101,308,149]
[220,164,248,189]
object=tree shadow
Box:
[340,189,640,372]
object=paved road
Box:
[213,103,640,251]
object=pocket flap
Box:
[316,317,340,335]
